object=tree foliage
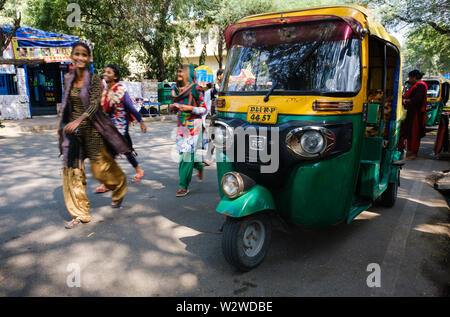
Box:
[17,0,450,78]
[199,0,275,69]
[26,0,203,81]
[403,27,450,74]
[364,0,450,75]
[26,0,132,78]
[0,0,21,53]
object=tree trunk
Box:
[156,49,166,82]
[155,0,170,81]
[216,32,224,70]
[0,13,21,53]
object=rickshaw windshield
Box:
[223,20,361,95]
[425,81,440,98]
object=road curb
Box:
[21,124,60,133]
[142,115,178,123]
[1,115,177,135]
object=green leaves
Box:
[403,26,450,74]
[16,0,450,79]
[365,0,450,75]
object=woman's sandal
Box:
[132,172,145,183]
[95,184,111,193]
[111,198,124,208]
[65,219,81,229]
[176,188,189,197]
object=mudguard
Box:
[216,185,276,218]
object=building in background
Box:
[180,28,226,79]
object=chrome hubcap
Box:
[243,220,265,257]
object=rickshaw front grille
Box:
[215,117,353,188]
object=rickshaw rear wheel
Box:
[379,170,399,208]
[222,213,272,272]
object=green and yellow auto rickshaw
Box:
[423,76,450,126]
[210,5,405,271]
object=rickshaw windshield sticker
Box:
[278,27,296,42]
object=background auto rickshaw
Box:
[210,5,405,271]
[423,76,450,126]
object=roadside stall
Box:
[0,25,91,118]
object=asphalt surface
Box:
[0,122,448,296]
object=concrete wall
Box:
[119,81,142,100]
[180,27,227,81]
[0,68,31,120]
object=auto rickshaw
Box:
[209,5,404,271]
[423,76,450,126]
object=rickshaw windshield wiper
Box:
[264,80,278,102]
[264,39,324,102]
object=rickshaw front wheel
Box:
[222,213,272,272]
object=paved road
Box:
[0,122,448,296]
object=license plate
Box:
[247,106,278,124]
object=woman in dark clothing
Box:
[400,70,428,160]
[95,64,148,193]
[59,42,130,229]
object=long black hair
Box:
[105,63,121,82]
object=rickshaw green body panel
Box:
[216,185,276,218]
[426,101,443,126]
[216,113,363,226]
[215,111,402,226]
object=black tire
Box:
[222,213,272,272]
[379,171,399,208]
[149,106,158,117]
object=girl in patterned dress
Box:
[95,64,148,193]
[169,64,207,197]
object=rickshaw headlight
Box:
[300,130,324,154]
[221,172,244,198]
[286,127,336,159]
[211,121,234,150]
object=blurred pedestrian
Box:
[95,64,148,194]
[59,42,130,229]
[202,69,224,164]
[399,70,428,160]
[169,64,207,197]
[211,69,224,106]
[0,110,4,128]
[201,82,214,166]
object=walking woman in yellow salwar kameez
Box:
[169,64,207,197]
[59,42,131,229]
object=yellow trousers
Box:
[62,147,127,223]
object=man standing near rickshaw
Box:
[400,70,428,160]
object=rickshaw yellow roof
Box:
[236,4,401,49]
[422,76,450,84]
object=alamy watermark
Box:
[66,263,81,288]
[170,125,281,174]
[366,263,381,288]
[66,3,81,28]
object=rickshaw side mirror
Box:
[367,103,380,125]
